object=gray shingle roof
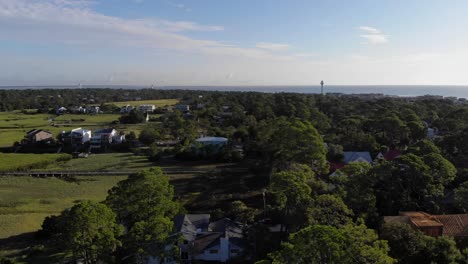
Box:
[343,151,372,164]
[174,214,210,241]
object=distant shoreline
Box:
[2,85,468,98]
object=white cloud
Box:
[360,34,388,45]
[358,26,388,45]
[156,20,223,32]
[256,42,290,51]
[0,0,291,60]
[358,26,381,34]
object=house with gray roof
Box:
[149,214,245,263]
[343,151,373,164]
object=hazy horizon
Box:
[4,84,468,98]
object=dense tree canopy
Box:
[105,168,181,260]
[256,117,327,172]
[381,223,463,264]
[455,181,468,212]
[62,201,123,264]
[6,88,468,263]
[307,194,353,227]
[269,166,313,232]
[269,224,394,264]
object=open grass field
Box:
[0,112,121,147]
[43,153,155,171]
[111,98,179,107]
[0,98,178,146]
[0,160,262,263]
[0,111,150,147]
[0,175,126,239]
[0,153,71,172]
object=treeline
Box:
[0,88,196,111]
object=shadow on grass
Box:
[0,232,68,264]
[171,168,268,212]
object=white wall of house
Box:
[148,238,243,264]
[71,128,92,143]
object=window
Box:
[209,249,218,254]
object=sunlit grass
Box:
[0,153,71,172]
[43,153,155,171]
[0,111,151,146]
[0,176,126,238]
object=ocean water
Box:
[2,85,468,98]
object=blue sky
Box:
[1,0,468,86]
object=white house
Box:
[148,214,245,264]
[193,218,244,262]
[70,106,87,114]
[112,133,126,144]
[90,128,118,149]
[71,128,92,144]
[95,128,117,142]
[173,104,190,112]
[56,106,67,115]
[120,105,134,114]
[138,104,156,113]
[89,136,103,150]
[87,106,100,114]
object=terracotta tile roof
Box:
[433,215,468,237]
[410,217,443,228]
[329,162,346,172]
[383,149,402,161]
[385,212,468,237]
[399,211,431,218]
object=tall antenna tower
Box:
[320,80,324,95]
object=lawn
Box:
[0,112,120,147]
[0,153,71,172]
[43,153,155,172]
[0,112,150,147]
[0,99,177,147]
[0,175,126,239]
[111,98,179,107]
